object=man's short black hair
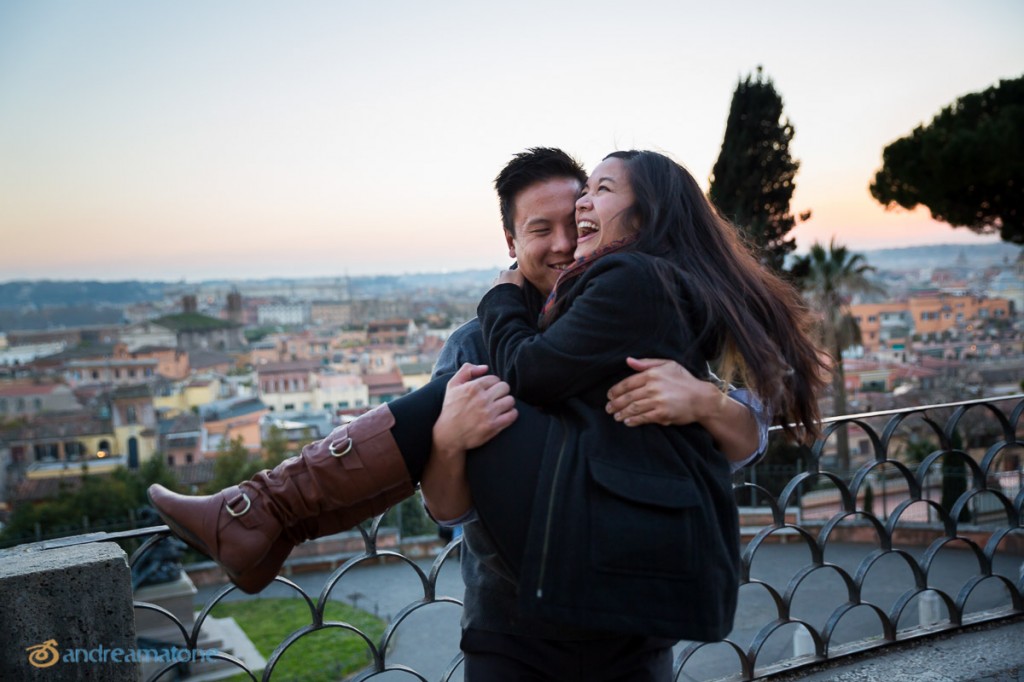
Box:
[494,148,587,235]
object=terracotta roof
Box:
[0,383,65,397]
[2,413,111,441]
[362,372,404,388]
[256,360,321,374]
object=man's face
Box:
[505,177,581,297]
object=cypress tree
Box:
[710,67,803,272]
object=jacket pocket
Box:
[588,457,702,580]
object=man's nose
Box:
[552,228,575,253]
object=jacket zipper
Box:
[536,415,569,600]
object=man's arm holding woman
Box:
[420,359,770,522]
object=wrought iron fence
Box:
[29,395,1024,680]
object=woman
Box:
[149,150,825,641]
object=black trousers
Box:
[387,372,548,575]
[461,628,674,682]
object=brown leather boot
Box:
[229,492,410,592]
[147,404,415,593]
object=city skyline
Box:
[1,1,1021,282]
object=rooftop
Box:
[199,396,267,422]
[0,382,68,397]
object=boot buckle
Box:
[226,492,252,517]
[329,438,353,457]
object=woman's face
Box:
[574,157,636,260]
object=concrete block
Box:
[0,541,139,680]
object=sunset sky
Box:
[1,1,1021,282]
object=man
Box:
[420,148,769,681]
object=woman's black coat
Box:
[476,251,741,642]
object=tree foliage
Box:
[710,67,805,272]
[791,239,884,473]
[870,75,1024,244]
[0,456,179,544]
[204,435,264,494]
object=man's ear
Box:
[504,230,516,259]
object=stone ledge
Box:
[0,541,139,680]
[764,613,1024,682]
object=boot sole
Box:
[146,490,267,594]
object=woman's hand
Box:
[493,268,525,288]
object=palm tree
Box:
[791,239,884,475]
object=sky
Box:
[0,1,1021,282]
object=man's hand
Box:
[493,268,525,288]
[606,357,760,464]
[434,363,518,452]
[421,363,517,523]
[606,357,718,427]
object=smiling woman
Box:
[574,157,638,260]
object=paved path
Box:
[193,542,1023,681]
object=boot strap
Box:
[225,491,252,517]
[329,437,353,457]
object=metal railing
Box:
[26,395,1024,680]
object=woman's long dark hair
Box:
[606,150,827,441]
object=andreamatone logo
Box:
[26,639,60,668]
[26,639,219,667]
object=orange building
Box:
[849,303,912,351]
[282,331,334,362]
[851,295,1013,350]
[907,293,1011,338]
[199,396,268,456]
[368,318,415,345]
[131,345,190,380]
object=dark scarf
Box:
[539,236,637,329]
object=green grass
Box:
[212,597,387,682]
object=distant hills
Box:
[0,280,167,311]
[855,242,1020,271]
[0,243,1019,316]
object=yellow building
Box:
[110,384,158,468]
[14,385,159,480]
[153,378,222,416]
